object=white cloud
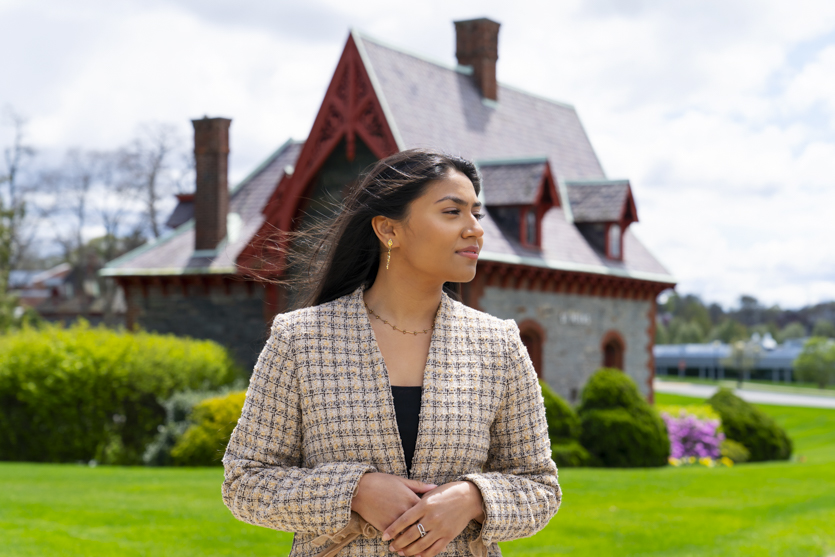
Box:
[1,0,834,308]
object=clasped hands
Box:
[350,472,485,557]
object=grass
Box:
[2,393,834,556]
[0,465,294,557]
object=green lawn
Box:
[2,393,834,556]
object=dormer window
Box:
[524,208,538,246]
[607,223,621,260]
[476,157,560,251]
[566,179,639,263]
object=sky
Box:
[1,0,834,309]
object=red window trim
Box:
[601,329,626,370]
[517,318,546,378]
[604,221,624,261]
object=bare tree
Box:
[93,148,146,324]
[123,122,188,239]
[47,149,100,317]
[1,106,37,269]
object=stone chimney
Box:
[454,18,500,101]
[192,117,230,251]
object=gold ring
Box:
[416,523,426,538]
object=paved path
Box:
[654,380,835,409]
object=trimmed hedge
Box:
[171,391,246,466]
[539,380,580,441]
[539,380,589,467]
[0,322,241,464]
[578,368,669,467]
[550,440,591,468]
[707,388,792,462]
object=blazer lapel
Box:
[349,287,451,480]
[409,291,451,481]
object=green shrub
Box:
[539,380,580,442]
[539,380,588,467]
[578,367,645,412]
[170,391,246,466]
[0,321,241,464]
[142,386,244,466]
[720,439,750,464]
[551,441,591,468]
[578,368,669,467]
[707,388,792,462]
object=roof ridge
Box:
[476,156,549,166]
[351,29,405,149]
[566,179,630,186]
[230,138,303,197]
[352,29,577,112]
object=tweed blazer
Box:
[222,286,562,557]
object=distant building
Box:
[102,19,675,402]
[654,337,806,383]
[10,262,126,326]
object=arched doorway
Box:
[518,319,545,378]
[601,330,626,370]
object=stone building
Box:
[102,18,675,402]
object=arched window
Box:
[601,330,626,370]
[518,319,545,378]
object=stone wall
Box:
[126,280,269,372]
[478,286,652,402]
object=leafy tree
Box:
[655,321,670,345]
[777,322,807,343]
[735,295,763,326]
[708,319,748,343]
[672,320,705,344]
[811,320,835,339]
[751,323,779,341]
[794,338,835,389]
[707,302,725,325]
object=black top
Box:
[390,386,422,475]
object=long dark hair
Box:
[289,148,481,309]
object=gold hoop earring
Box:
[386,239,393,270]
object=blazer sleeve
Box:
[221,313,377,535]
[454,319,562,546]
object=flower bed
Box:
[659,405,725,465]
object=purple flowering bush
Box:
[660,408,725,460]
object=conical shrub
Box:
[577,368,669,467]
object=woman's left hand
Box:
[381,480,485,557]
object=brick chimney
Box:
[454,18,500,101]
[192,117,231,251]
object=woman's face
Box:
[396,169,485,284]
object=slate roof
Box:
[566,180,632,223]
[102,140,303,276]
[356,33,605,180]
[477,159,547,206]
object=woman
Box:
[222,149,562,557]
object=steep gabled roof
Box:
[102,140,303,275]
[355,32,606,180]
[566,180,638,223]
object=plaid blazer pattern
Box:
[222,286,562,556]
